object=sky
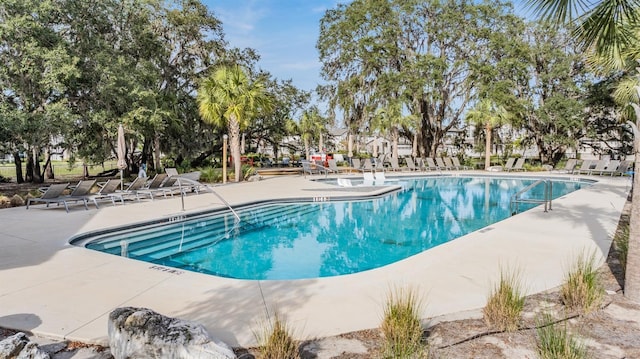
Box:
[203,1,534,95]
[203,0,336,93]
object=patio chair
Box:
[507,158,526,172]
[115,176,151,202]
[443,157,456,170]
[503,158,516,171]
[552,159,578,174]
[451,157,470,170]
[586,160,608,175]
[596,160,620,176]
[610,160,633,176]
[174,171,205,194]
[165,167,179,177]
[374,154,387,170]
[405,157,420,171]
[26,183,86,213]
[136,173,171,199]
[351,158,362,172]
[435,157,451,170]
[361,158,374,172]
[388,157,405,171]
[425,158,439,171]
[573,160,593,175]
[327,159,349,173]
[89,179,124,207]
[301,160,327,177]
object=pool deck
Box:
[0,171,631,348]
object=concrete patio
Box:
[0,171,631,348]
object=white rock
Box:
[0,332,50,359]
[108,307,236,359]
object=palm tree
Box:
[527,0,640,302]
[466,99,508,170]
[296,107,327,160]
[197,64,272,182]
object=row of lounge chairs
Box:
[351,156,471,172]
[564,159,633,176]
[26,169,204,213]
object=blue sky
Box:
[203,0,336,93]
[203,1,534,95]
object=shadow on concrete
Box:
[0,313,42,334]
[176,279,319,348]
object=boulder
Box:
[0,332,50,359]
[108,307,236,359]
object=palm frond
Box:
[574,0,640,69]
[525,0,591,24]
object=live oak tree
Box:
[318,0,524,158]
[513,22,589,167]
[0,0,78,183]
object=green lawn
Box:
[0,161,118,180]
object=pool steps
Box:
[87,203,321,261]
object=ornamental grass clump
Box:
[536,313,589,359]
[380,286,426,358]
[255,312,299,359]
[483,269,525,332]
[561,252,603,314]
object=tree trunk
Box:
[13,152,23,184]
[32,147,43,183]
[625,105,640,302]
[154,132,161,171]
[44,151,54,179]
[304,137,310,161]
[229,115,242,182]
[25,154,33,183]
[485,123,492,170]
[391,127,399,160]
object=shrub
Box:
[198,167,223,183]
[380,286,426,358]
[561,252,603,314]
[483,269,525,332]
[536,314,589,359]
[255,312,299,359]
[0,195,10,208]
[9,194,24,207]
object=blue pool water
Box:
[83,176,588,280]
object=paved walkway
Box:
[0,172,631,347]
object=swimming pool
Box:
[82,176,588,280]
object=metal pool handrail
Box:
[175,177,241,221]
[509,178,553,215]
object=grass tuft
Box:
[255,312,299,359]
[536,313,589,359]
[561,252,603,314]
[483,268,525,332]
[380,286,426,358]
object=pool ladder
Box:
[509,179,553,215]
